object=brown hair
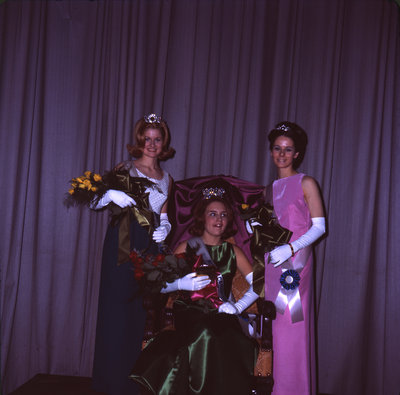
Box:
[127,116,176,160]
[189,197,237,240]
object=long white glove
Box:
[160,273,211,293]
[218,272,259,315]
[270,217,326,267]
[90,189,136,209]
[152,213,172,243]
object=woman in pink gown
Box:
[264,122,326,395]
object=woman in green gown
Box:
[130,194,260,395]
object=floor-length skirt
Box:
[265,255,315,395]
[130,301,258,395]
[92,216,159,395]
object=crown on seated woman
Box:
[144,113,162,123]
[202,187,225,199]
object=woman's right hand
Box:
[178,273,211,291]
[91,189,136,209]
[269,244,292,267]
[160,273,211,293]
[105,190,136,208]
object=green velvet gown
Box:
[129,242,258,395]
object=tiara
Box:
[202,187,226,200]
[276,124,290,132]
[144,113,162,123]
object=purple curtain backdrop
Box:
[0,1,399,394]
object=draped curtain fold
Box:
[0,1,399,394]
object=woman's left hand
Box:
[152,213,172,242]
[269,244,292,267]
[153,224,170,242]
[218,302,239,315]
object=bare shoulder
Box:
[301,175,322,197]
[301,175,319,189]
[231,244,252,275]
[232,244,245,257]
[174,240,188,254]
[301,175,324,217]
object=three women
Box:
[91,117,325,395]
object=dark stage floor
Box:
[9,374,106,395]
[8,374,333,395]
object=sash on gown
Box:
[267,246,311,323]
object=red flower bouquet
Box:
[130,250,193,295]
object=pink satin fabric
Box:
[264,173,316,395]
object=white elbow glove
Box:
[91,189,136,209]
[152,213,172,243]
[218,272,259,315]
[270,217,326,267]
[160,273,211,293]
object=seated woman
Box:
[129,191,259,395]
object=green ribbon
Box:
[107,172,158,265]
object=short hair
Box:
[268,121,308,168]
[127,116,175,160]
[189,197,237,240]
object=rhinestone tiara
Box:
[277,124,290,132]
[202,187,226,200]
[144,113,162,123]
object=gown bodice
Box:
[272,173,311,239]
[205,242,237,299]
[129,165,170,214]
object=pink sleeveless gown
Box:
[265,173,316,395]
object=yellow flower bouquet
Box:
[65,169,159,209]
[65,168,161,263]
[65,170,108,208]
